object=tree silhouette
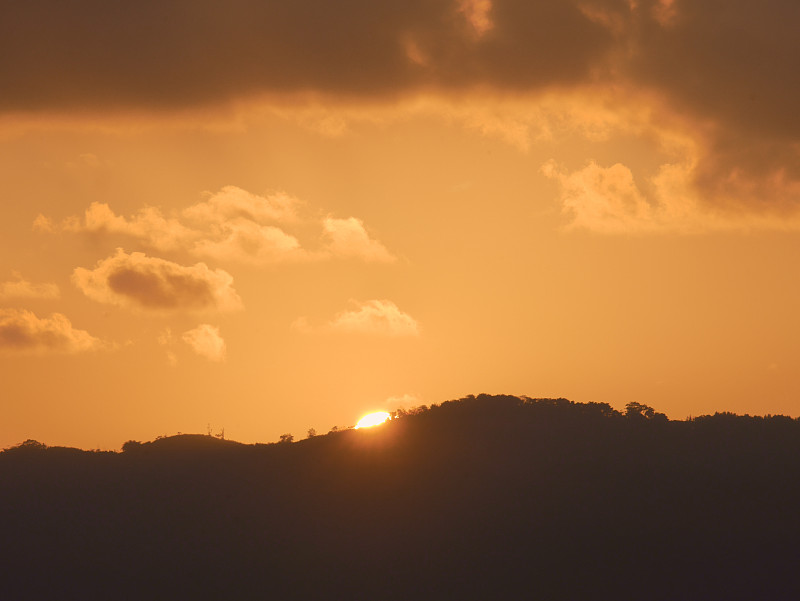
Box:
[625,401,666,421]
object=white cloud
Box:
[0,273,59,300]
[0,308,104,355]
[73,248,243,313]
[322,217,396,262]
[329,299,420,336]
[182,324,226,362]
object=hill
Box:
[2,395,799,599]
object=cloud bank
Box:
[73,249,243,312]
[0,0,613,111]
[0,309,103,354]
[6,0,800,225]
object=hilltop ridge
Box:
[2,394,799,600]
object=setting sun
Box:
[355,412,391,429]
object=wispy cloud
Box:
[0,273,59,300]
[73,249,243,313]
[328,299,420,337]
[157,327,179,366]
[191,220,303,264]
[456,0,494,37]
[184,186,299,225]
[0,308,104,355]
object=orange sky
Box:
[2,0,800,449]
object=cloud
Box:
[457,0,494,37]
[290,316,313,334]
[0,273,60,300]
[329,300,420,336]
[157,328,179,366]
[7,1,800,223]
[61,202,194,252]
[322,217,396,263]
[182,324,226,362]
[73,249,243,312]
[622,0,800,215]
[184,186,299,225]
[0,0,612,112]
[38,189,298,260]
[543,158,800,234]
[157,328,174,347]
[39,187,395,264]
[0,309,103,355]
[628,1,799,150]
[192,220,303,264]
[543,160,668,234]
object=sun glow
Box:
[355,411,391,429]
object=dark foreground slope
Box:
[2,395,800,600]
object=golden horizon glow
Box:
[355,412,391,429]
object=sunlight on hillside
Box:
[355,412,391,429]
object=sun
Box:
[355,411,391,429]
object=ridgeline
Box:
[2,395,799,599]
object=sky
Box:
[2,0,800,449]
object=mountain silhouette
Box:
[2,394,799,600]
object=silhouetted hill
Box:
[2,395,800,600]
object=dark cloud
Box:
[72,249,243,312]
[630,0,800,142]
[3,0,796,132]
[628,0,800,197]
[106,267,216,310]
[0,0,614,111]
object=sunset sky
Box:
[2,0,800,449]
